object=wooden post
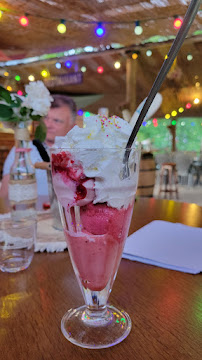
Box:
[126,57,137,115]
[167,124,176,152]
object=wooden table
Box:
[1,198,202,360]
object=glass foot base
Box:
[61,304,132,349]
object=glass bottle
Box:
[8,122,37,221]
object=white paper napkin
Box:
[123,221,202,274]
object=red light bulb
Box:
[173,17,183,30]
[97,66,104,74]
[17,90,23,96]
[186,103,192,109]
[19,16,29,27]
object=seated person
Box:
[0,94,77,201]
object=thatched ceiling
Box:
[0,0,202,116]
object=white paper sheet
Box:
[123,221,202,274]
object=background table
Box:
[1,198,202,360]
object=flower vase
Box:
[9,122,37,221]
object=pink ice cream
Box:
[65,203,133,291]
[52,149,135,292]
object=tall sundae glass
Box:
[51,115,140,349]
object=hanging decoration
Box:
[81,66,87,73]
[0,6,201,42]
[19,15,29,27]
[134,21,143,35]
[114,61,121,69]
[146,50,152,57]
[178,107,184,113]
[55,62,61,69]
[65,60,72,68]
[97,66,104,74]
[57,19,66,34]
[193,98,200,104]
[173,16,183,29]
[15,75,21,81]
[187,54,193,61]
[95,23,105,37]
[186,103,192,109]
[132,52,138,60]
[28,75,35,81]
[41,70,49,77]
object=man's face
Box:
[43,105,74,146]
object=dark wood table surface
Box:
[1,198,202,360]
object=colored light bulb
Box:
[134,21,143,35]
[57,23,66,34]
[19,16,29,27]
[95,25,105,37]
[97,66,104,74]
[178,107,184,113]
[187,54,193,61]
[173,17,183,29]
[55,62,61,69]
[77,109,83,116]
[171,110,177,117]
[146,50,152,57]
[65,60,72,68]
[114,61,121,69]
[193,98,200,104]
[15,75,21,81]
[28,75,35,81]
[132,52,138,60]
[41,70,49,78]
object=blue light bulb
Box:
[55,62,61,69]
[95,25,105,37]
[65,60,72,68]
[77,109,83,116]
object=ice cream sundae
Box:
[51,114,139,292]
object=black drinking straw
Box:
[124,0,201,171]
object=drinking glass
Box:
[0,218,36,273]
[51,147,140,349]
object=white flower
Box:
[22,81,53,116]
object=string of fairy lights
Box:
[0,8,201,120]
[3,55,201,120]
[0,7,195,36]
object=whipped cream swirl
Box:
[54,115,140,209]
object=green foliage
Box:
[30,113,41,121]
[0,104,13,119]
[137,118,202,153]
[0,85,12,104]
[0,84,49,141]
[11,95,23,108]
[34,122,47,142]
[20,107,28,116]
